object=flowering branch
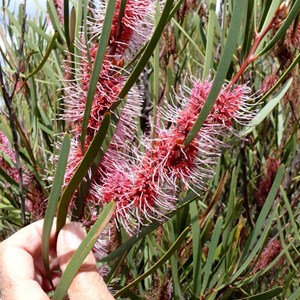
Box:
[229,3,286,87]
[0,0,28,225]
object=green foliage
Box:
[0,0,300,299]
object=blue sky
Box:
[8,0,46,17]
[0,0,47,105]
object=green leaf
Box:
[184,0,247,146]
[80,0,117,149]
[172,18,205,61]
[101,190,198,263]
[222,168,237,249]
[257,0,280,48]
[42,133,71,287]
[239,165,284,263]
[100,219,161,263]
[56,113,111,233]
[260,52,300,102]
[5,8,34,49]
[258,0,300,56]
[240,287,283,299]
[201,217,223,294]
[47,0,66,43]
[27,20,65,51]
[151,2,161,141]
[190,200,202,296]
[64,0,70,51]
[280,185,300,242]
[52,202,116,300]
[241,78,293,136]
[276,210,298,272]
[167,221,183,299]
[229,204,278,284]
[113,226,190,298]
[25,32,59,80]
[288,287,300,300]
[202,0,217,79]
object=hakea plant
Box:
[2,0,300,297]
[61,0,260,236]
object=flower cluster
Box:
[61,0,155,230]
[61,0,257,236]
[88,0,154,60]
[92,78,256,234]
[63,0,154,135]
[253,239,282,273]
[255,156,280,209]
[0,132,20,183]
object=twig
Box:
[0,0,28,226]
[228,4,284,88]
[241,143,255,229]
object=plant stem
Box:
[241,144,254,229]
[229,5,282,87]
[0,0,28,226]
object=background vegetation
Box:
[0,0,300,299]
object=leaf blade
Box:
[42,133,71,286]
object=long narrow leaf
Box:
[190,200,202,296]
[288,287,300,300]
[201,217,223,294]
[240,165,284,262]
[53,202,116,300]
[80,0,116,148]
[114,226,190,298]
[42,134,71,286]
[241,79,292,136]
[258,0,300,56]
[26,32,59,79]
[240,287,283,300]
[56,113,111,233]
[64,0,70,50]
[202,0,217,79]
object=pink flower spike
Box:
[88,0,155,60]
[62,45,125,133]
[254,239,282,272]
[53,0,64,24]
[0,132,19,182]
[0,132,33,186]
[93,77,257,235]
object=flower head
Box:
[53,0,64,24]
[89,0,154,59]
[63,46,125,133]
[254,239,282,272]
[63,0,155,134]
[93,78,256,234]
[0,132,19,182]
[255,157,280,209]
[61,0,153,209]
